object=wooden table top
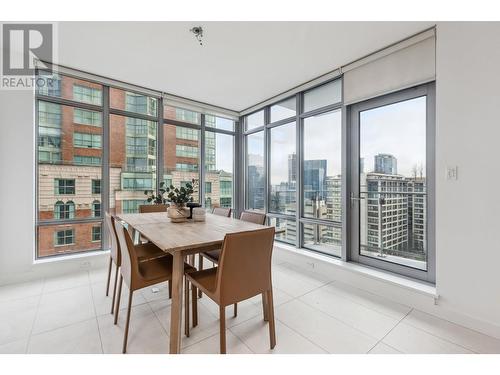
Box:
[116,212,273,254]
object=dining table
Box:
[116,211,278,354]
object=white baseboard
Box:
[273,244,500,340]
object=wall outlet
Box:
[306,261,315,269]
[446,166,458,180]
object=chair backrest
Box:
[139,204,168,213]
[113,219,139,287]
[216,227,275,305]
[240,211,266,225]
[105,212,121,265]
[212,207,232,217]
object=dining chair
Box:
[113,219,197,353]
[197,206,233,298]
[185,227,277,353]
[197,211,267,307]
[104,212,169,315]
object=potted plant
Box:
[144,181,168,205]
[165,179,197,222]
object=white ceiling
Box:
[58,22,434,112]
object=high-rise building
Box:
[374,153,397,175]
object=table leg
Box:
[169,251,184,354]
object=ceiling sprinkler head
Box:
[190,26,204,46]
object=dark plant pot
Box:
[186,202,202,219]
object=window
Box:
[245,131,265,211]
[122,177,153,190]
[122,200,148,214]
[163,124,200,203]
[270,97,296,123]
[205,115,235,131]
[92,226,101,242]
[176,145,199,158]
[55,229,74,246]
[269,217,296,245]
[73,84,102,105]
[164,105,201,125]
[73,108,102,126]
[269,122,296,215]
[205,182,212,193]
[303,79,342,113]
[74,156,101,165]
[92,179,101,194]
[302,223,341,256]
[205,131,233,208]
[74,133,102,148]
[125,92,157,116]
[245,110,264,131]
[54,201,75,219]
[37,76,103,258]
[54,179,75,195]
[303,110,342,222]
[92,200,101,218]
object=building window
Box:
[54,179,75,195]
[220,181,232,196]
[220,197,232,208]
[122,177,153,190]
[125,92,157,116]
[92,200,101,218]
[73,84,102,105]
[92,179,101,194]
[92,226,101,242]
[176,145,199,158]
[245,131,265,211]
[74,156,101,165]
[175,163,198,171]
[205,182,212,193]
[55,229,75,246]
[73,108,102,126]
[54,201,75,219]
[74,133,102,148]
[122,200,148,214]
[175,126,199,141]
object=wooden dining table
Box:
[116,211,276,354]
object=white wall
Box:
[0,21,499,336]
[434,22,500,332]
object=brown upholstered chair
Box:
[113,219,197,353]
[212,207,232,217]
[138,204,168,213]
[104,212,167,315]
[185,227,277,353]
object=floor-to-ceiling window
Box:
[36,71,104,258]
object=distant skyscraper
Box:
[374,154,397,175]
[288,153,297,184]
[303,159,327,200]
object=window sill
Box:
[274,242,437,299]
[33,248,109,265]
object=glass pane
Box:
[246,131,265,211]
[269,122,296,215]
[359,96,427,270]
[109,114,157,214]
[38,101,102,222]
[302,223,341,257]
[269,217,296,245]
[270,97,296,123]
[164,105,201,125]
[205,132,234,210]
[37,71,103,106]
[163,124,200,203]
[205,115,235,131]
[110,88,158,116]
[303,110,342,221]
[38,224,102,258]
[245,110,264,131]
[303,80,341,113]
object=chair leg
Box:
[219,305,226,354]
[233,303,237,317]
[168,280,172,299]
[267,289,276,349]
[184,278,190,337]
[262,292,269,321]
[122,290,133,353]
[114,274,123,325]
[197,254,203,298]
[192,285,198,327]
[110,264,119,314]
[105,257,112,297]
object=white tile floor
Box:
[1,255,500,354]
